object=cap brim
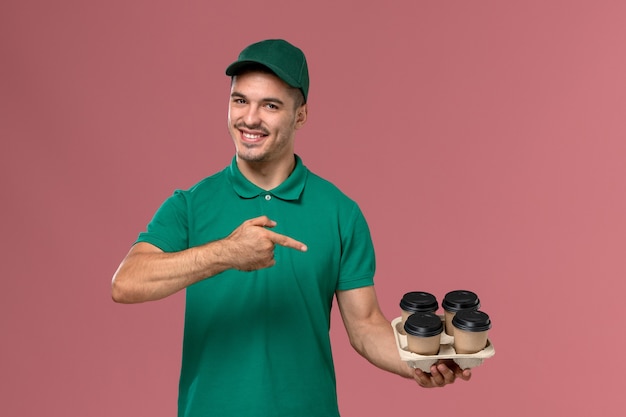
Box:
[225,60,300,91]
[225,60,259,76]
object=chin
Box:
[237,150,268,163]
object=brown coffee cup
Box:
[452,310,492,354]
[442,290,480,336]
[399,291,438,335]
[404,312,443,355]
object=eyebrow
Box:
[230,91,285,106]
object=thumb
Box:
[248,216,277,228]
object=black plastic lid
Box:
[403,312,444,337]
[442,290,480,312]
[452,310,492,332]
[399,291,439,313]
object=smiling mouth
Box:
[241,132,265,139]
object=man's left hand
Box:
[413,360,472,388]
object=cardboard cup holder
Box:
[392,316,495,372]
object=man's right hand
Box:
[112,216,307,303]
[221,216,307,271]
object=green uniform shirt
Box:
[136,155,375,417]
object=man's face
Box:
[228,71,306,165]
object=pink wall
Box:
[2,1,624,415]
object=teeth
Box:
[243,132,262,139]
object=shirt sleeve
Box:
[336,203,376,291]
[135,189,190,253]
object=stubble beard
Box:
[237,146,268,163]
[234,131,294,165]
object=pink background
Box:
[2,1,625,415]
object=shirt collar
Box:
[229,155,307,201]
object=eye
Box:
[234,98,246,104]
[265,103,279,110]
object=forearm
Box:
[348,314,414,379]
[337,287,414,379]
[111,241,230,303]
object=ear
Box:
[295,104,308,129]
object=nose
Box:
[243,104,262,128]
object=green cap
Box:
[225,39,309,102]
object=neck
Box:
[237,155,296,190]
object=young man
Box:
[112,39,470,416]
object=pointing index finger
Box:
[268,230,308,252]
